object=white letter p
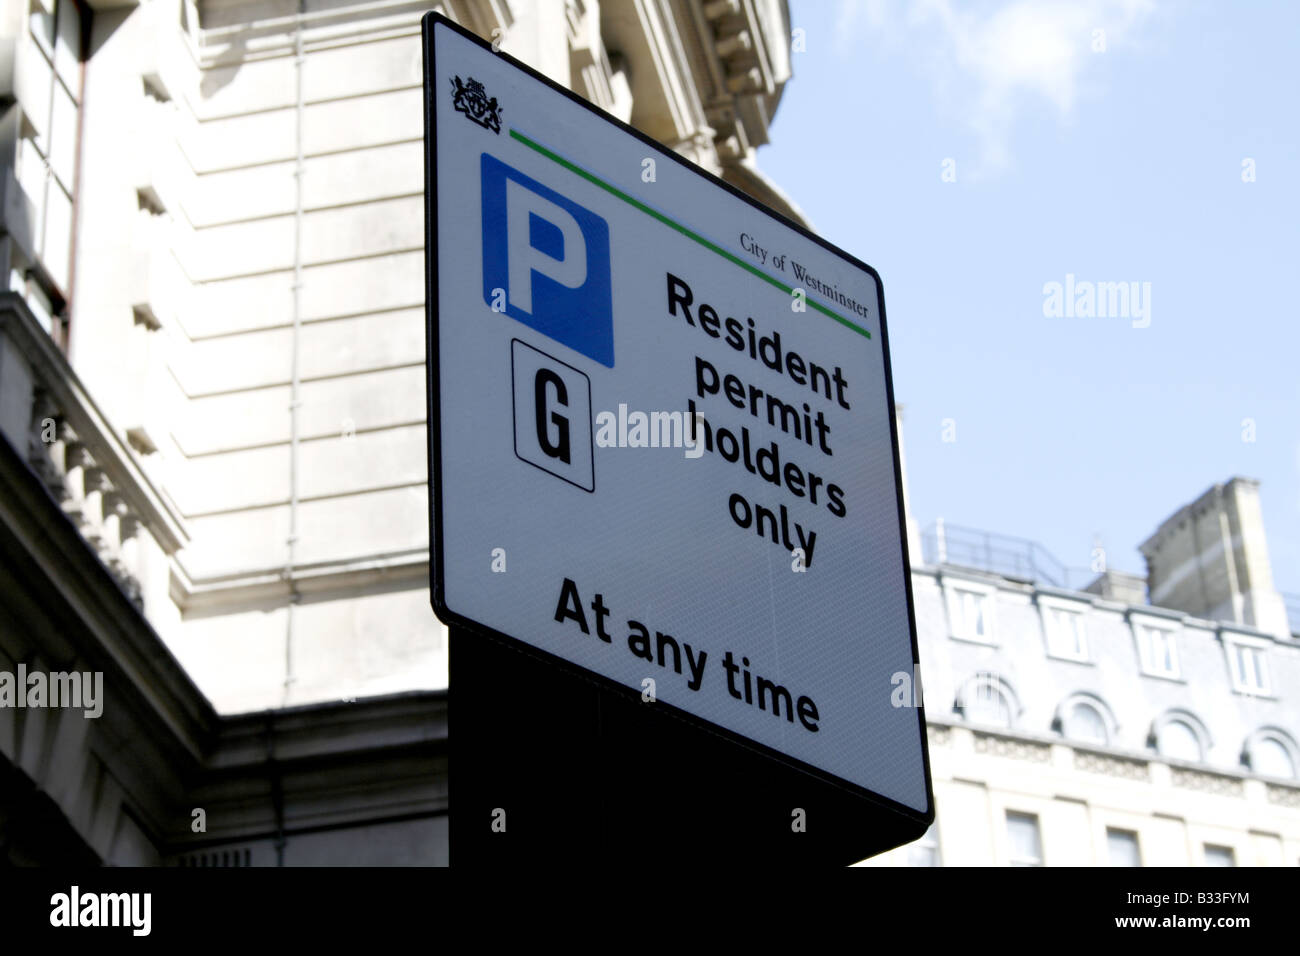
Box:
[506,179,587,315]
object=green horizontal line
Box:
[509,128,871,340]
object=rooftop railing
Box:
[921,520,1098,590]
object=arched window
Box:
[1244,730,1299,780]
[1065,701,1108,744]
[1157,719,1203,762]
[956,673,1017,729]
[968,684,1012,727]
[1254,738,1295,778]
[1054,692,1117,746]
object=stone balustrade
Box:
[0,293,187,612]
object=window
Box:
[907,822,940,867]
[1006,812,1043,866]
[1226,640,1269,695]
[1157,719,1203,762]
[963,675,1014,728]
[10,0,88,345]
[1107,828,1141,867]
[1204,844,1235,867]
[1064,701,1109,745]
[1250,736,1296,779]
[1044,604,1087,660]
[1136,623,1179,678]
[948,583,995,643]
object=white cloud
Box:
[836,0,1157,176]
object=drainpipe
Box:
[283,4,306,706]
[265,713,286,866]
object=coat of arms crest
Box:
[451,75,503,134]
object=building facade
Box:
[868,470,1300,867]
[0,0,801,864]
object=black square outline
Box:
[509,337,595,493]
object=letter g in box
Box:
[481,153,614,368]
[511,338,594,492]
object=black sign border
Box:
[423,11,934,833]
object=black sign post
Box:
[450,628,923,865]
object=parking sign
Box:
[425,13,931,819]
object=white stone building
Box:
[868,468,1300,867]
[0,0,801,864]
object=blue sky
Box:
[758,0,1300,598]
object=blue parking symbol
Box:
[481,152,614,368]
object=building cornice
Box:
[169,547,429,613]
[1,429,447,860]
[0,294,189,554]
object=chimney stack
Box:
[1139,477,1289,639]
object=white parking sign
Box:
[424,14,931,817]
